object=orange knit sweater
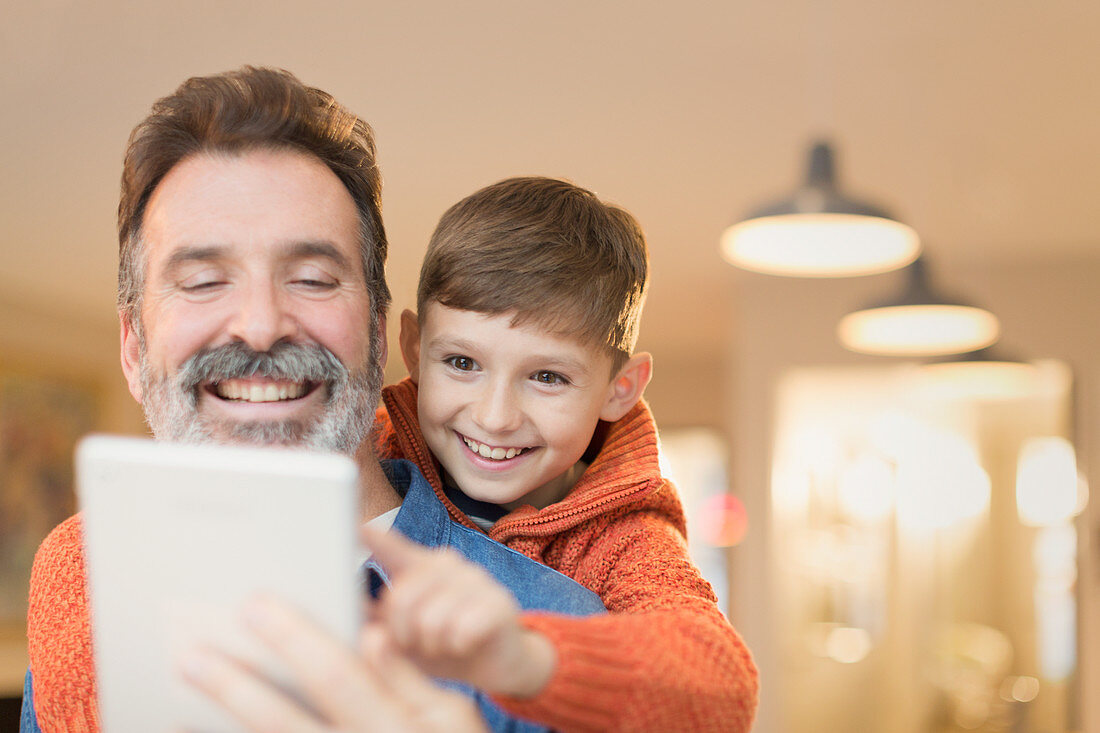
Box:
[26,513,98,731]
[375,378,758,731]
[24,379,758,732]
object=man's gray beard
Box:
[138,333,383,456]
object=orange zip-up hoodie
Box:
[375,378,758,732]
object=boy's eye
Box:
[532,370,569,386]
[445,356,478,372]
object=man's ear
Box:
[398,309,422,384]
[600,352,653,422]
[119,312,143,403]
[375,311,388,369]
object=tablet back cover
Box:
[77,435,360,731]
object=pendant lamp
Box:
[837,257,1000,357]
[916,348,1049,402]
[720,140,920,277]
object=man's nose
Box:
[227,282,298,351]
[471,379,523,435]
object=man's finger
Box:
[179,647,329,733]
[360,625,464,711]
[239,596,380,728]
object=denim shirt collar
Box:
[380,458,448,547]
[365,459,447,592]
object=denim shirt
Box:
[21,459,605,733]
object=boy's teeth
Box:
[463,436,526,461]
[216,380,306,403]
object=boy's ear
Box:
[119,312,143,403]
[398,309,422,384]
[600,352,652,422]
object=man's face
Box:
[120,148,384,454]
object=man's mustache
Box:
[175,341,348,395]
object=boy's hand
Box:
[362,525,556,699]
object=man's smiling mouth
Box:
[209,378,319,403]
[461,434,533,461]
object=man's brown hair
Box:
[418,177,649,371]
[117,66,390,326]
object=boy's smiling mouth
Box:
[460,433,533,461]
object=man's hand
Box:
[362,526,556,699]
[181,597,487,733]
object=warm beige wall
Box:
[0,293,145,436]
[0,295,144,695]
[643,351,728,433]
[726,255,1100,732]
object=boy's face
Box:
[409,302,630,510]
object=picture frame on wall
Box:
[0,369,99,695]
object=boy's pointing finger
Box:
[360,525,427,575]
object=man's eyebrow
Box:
[285,241,354,270]
[162,241,356,270]
[164,246,227,269]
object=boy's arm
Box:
[491,509,760,733]
[361,526,559,697]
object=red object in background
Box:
[699,493,748,547]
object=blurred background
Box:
[2,1,1098,730]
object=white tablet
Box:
[76,434,362,732]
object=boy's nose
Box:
[227,282,299,352]
[471,380,523,435]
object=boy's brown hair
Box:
[418,177,649,371]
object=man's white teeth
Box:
[216,381,306,402]
[463,436,524,461]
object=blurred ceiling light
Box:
[837,454,895,523]
[918,348,1044,402]
[1033,525,1078,591]
[825,626,873,664]
[807,622,874,664]
[1002,676,1041,704]
[838,258,1000,356]
[720,140,920,277]
[1017,437,1087,526]
[895,431,990,531]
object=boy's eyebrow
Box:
[530,355,592,375]
[427,335,593,374]
[426,335,480,353]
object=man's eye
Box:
[180,280,225,292]
[293,278,337,289]
[445,356,477,372]
[532,371,568,385]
